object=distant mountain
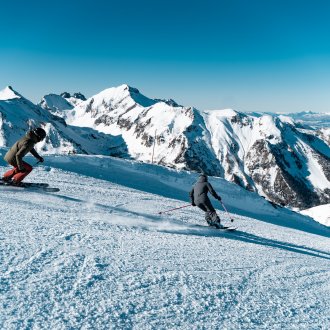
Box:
[202,109,330,209]
[0,86,127,157]
[39,92,86,117]
[286,111,330,129]
[41,84,327,210]
[246,111,330,130]
[5,84,330,210]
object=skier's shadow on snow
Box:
[167,227,330,261]
[222,230,330,261]
[52,193,330,261]
[108,205,330,261]
[108,206,330,261]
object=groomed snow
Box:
[0,152,330,329]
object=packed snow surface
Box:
[0,151,330,329]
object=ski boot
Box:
[11,181,28,187]
[1,177,13,185]
[206,211,225,229]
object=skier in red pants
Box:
[2,128,46,186]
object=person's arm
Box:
[15,142,30,170]
[189,187,196,206]
[30,148,44,162]
[207,182,221,201]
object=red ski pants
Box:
[3,162,33,183]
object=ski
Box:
[211,226,237,231]
[195,224,237,231]
[217,226,237,231]
[17,182,49,188]
[0,180,59,192]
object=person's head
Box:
[198,174,208,182]
[33,127,46,142]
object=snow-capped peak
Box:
[277,115,295,125]
[87,84,156,108]
[204,108,239,118]
[2,83,330,211]
[154,98,182,107]
[39,91,87,115]
[0,86,22,100]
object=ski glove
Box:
[38,157,44,163]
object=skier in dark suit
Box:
[189,174,224,228]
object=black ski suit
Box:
[189,175,222,226]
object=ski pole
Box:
[220,200,235,222]
[158,204,191,214]
[35,158,45,165]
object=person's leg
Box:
[2,166,18,181]
[12,162,33,183]
[204,199,216,213]
[197,204,207,212]
[205,212,213,225]
[209,211,223,228]
[196,203,210,224]
[197,203,215,226]
[203,199,223,228]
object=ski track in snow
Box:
[1,164,330,330]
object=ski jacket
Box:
[189,176,221,206]
[4,131,41,169]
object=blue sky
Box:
[1,0,330,112]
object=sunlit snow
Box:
[1,151,329,329]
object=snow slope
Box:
[1,150,329,329]
[301,204,330,227]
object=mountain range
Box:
[1,84,329,210]
[0,86,127,156]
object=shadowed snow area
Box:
[0,152,329,329]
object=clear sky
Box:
[1,0,330,112]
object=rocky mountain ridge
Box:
[1,84,329,210]
[55,84,329,209]
[0,86,127,157]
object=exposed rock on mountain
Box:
[51,84,329,209]
[0,86,127,157]
[39,92,87,117]
[9,84,330,210]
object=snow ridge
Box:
[48,85,329,210]
[1,84,330,210]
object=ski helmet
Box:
[33,127,46,141]
[199,173,208,181]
